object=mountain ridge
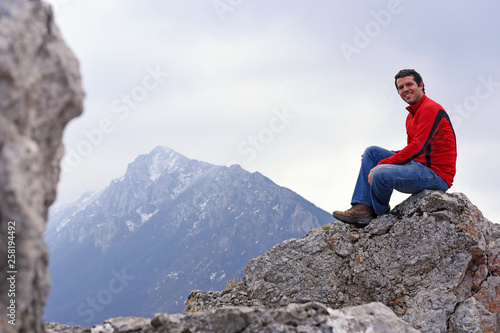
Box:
[44,145,333,325]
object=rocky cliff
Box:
[45,190,499,332]
[186,190,500,333]
[0,0,84,332]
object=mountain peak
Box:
[147,146,183,180]
[116,146,216,191]
[147,145,183,162]
[126,146,190,181]
[45,147,332,325]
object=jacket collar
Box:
[406,94,427,115]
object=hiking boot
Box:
[332,204,376,227]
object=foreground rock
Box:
[186,190,500,332]
[0,0,84,332]
[45,302,420,332]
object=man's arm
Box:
[377,106,441,166]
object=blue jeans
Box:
[351,146,449,215]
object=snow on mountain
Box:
[44,146,333,326]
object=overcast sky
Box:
[46,0,500,224]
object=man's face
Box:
[396,76,424,105]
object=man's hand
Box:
[368,168,374,184]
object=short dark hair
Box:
[395,69,425,94]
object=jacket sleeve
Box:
[377,106,439,166]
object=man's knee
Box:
[364,145,383,156]
[371,165,394,184]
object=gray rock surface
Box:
[186,190,500,332]
[45,302,420,333]
[0,0,84,332]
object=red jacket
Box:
[377,95,457,187]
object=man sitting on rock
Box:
[332,69,457,227]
